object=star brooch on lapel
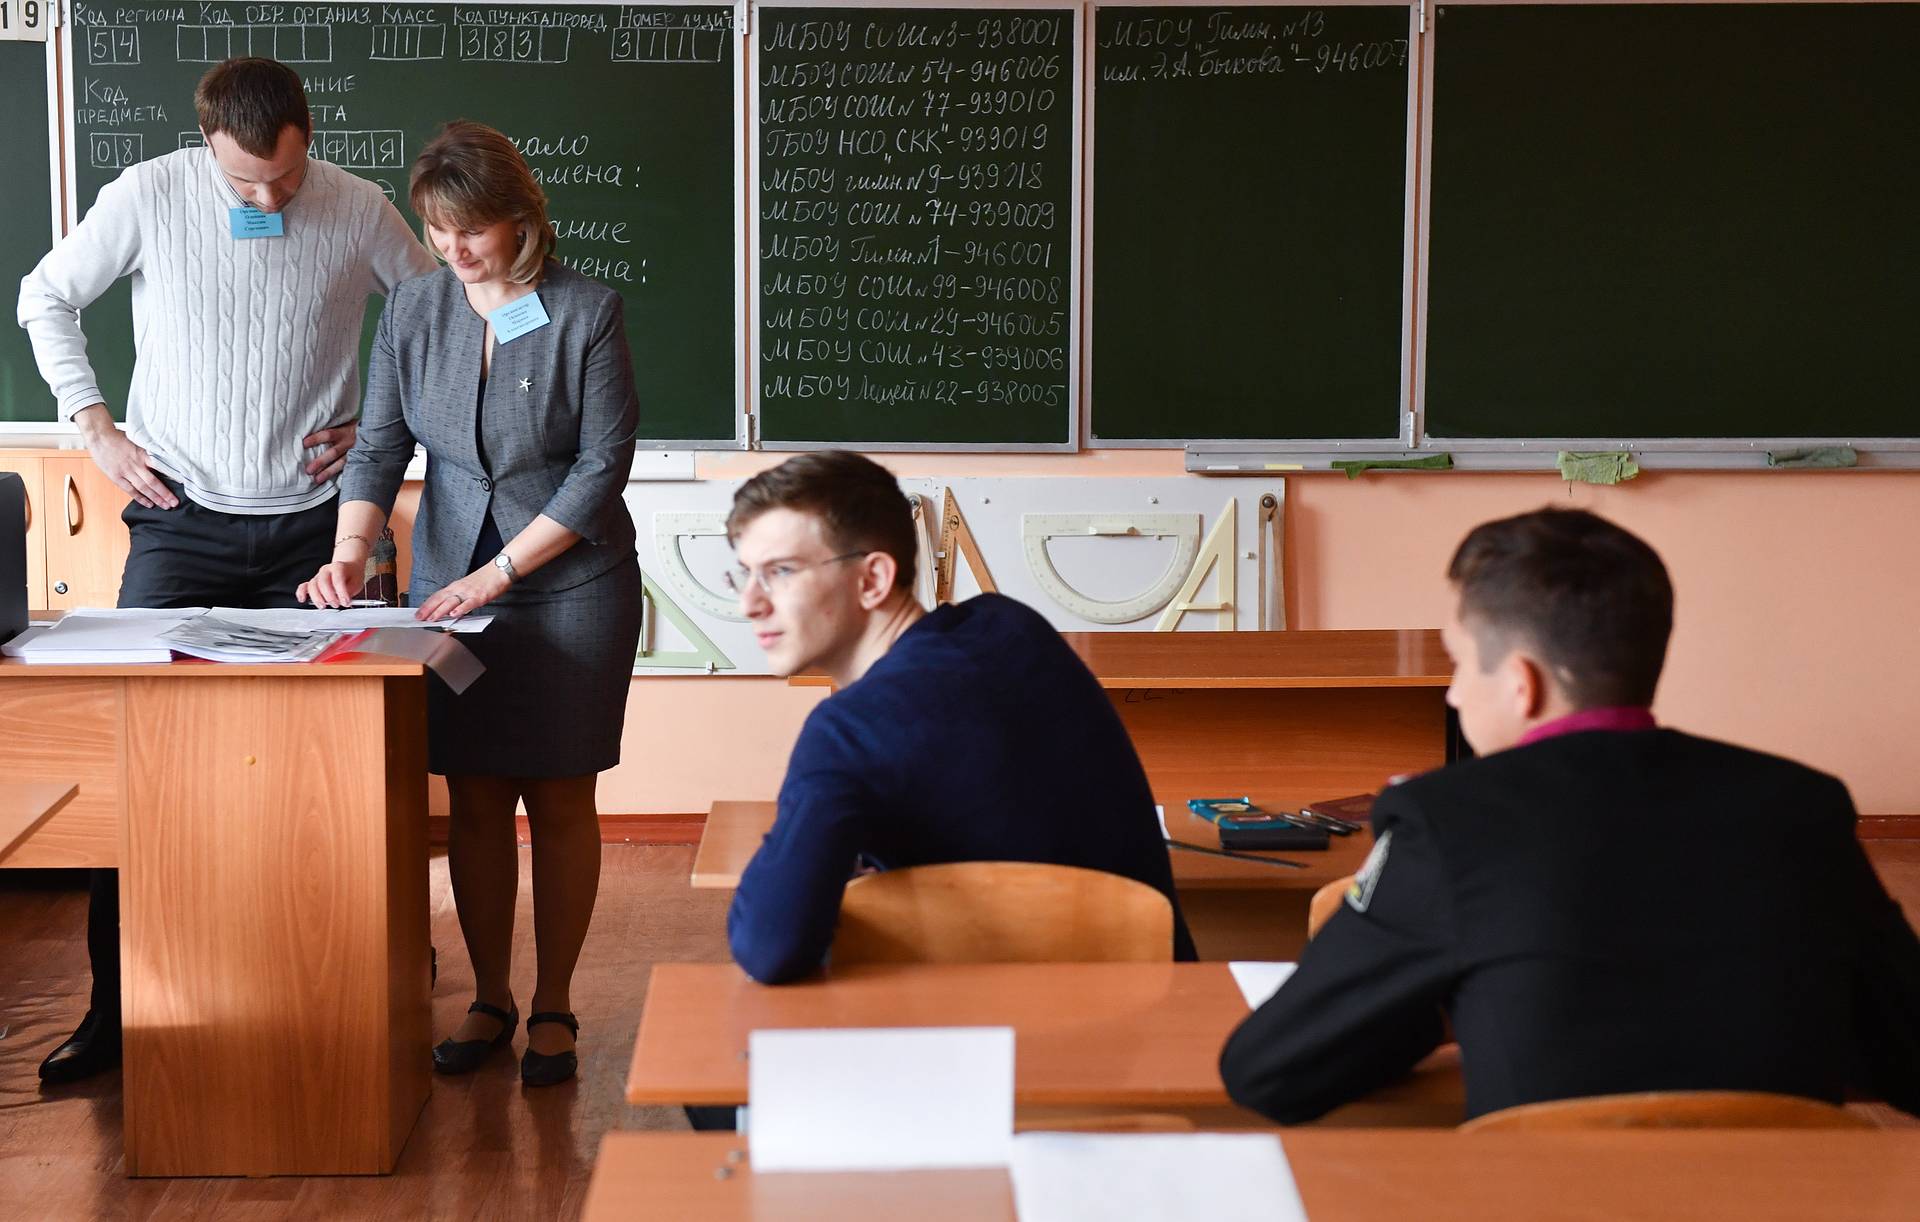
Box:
[517,377,533,392]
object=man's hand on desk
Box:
[73,404,177,510]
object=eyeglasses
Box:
[722,551,867,596]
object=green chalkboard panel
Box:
[1423,3,1920,441]
[754,4,1079,448]
[65,2,739,443]
[1091,4,1414,443]
[0,39,57,422]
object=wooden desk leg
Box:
[120,675,430,1177]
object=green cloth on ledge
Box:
[1329,454,1454,480]
[1766,447,1858,469]
[1557,451,1640,484]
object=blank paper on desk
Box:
[1011,1133,1308,1222]
[748,1027,1014,1172]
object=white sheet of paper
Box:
[1229,962,1298,1010]
[57,606,210,619]
[212,606,494,634]
[748,1027,1014,1173]
[20,610,198,648]
[1010,1133,1308,1222]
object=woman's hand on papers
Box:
[298,561,368,609]
[413,564,510,623]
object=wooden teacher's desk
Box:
[0,781,78,864]
[0,655,431,1178]
[628,962,1463,1126]
[582,1131,1920,1222]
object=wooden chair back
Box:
[1462,1091,1874,1132]
[1307,875,1354,940]
[833,861,1174,965]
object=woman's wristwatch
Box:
[492,552,518,584]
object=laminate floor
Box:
[2,842,1916,1219]
[0,847,729,1221]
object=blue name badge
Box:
[228,207,285,239]
[489,293,551,343]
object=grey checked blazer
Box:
[339,262,639,595]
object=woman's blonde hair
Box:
[410,120,555,285]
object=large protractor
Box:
[653,511,747,622]
[1021,513,1200,624]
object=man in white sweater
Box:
[16,58,435,1084]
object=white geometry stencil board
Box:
[934,479,1283,634]
[623,478,942,676]
[624,477,1281,675]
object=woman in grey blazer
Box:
[300,121,642,1087]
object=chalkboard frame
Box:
[1084,0,1424,449]
[1409,0,1920,458]
[49,1,750,448]
[0,34,68,438]
[749,0,1085,451]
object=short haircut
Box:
[727,452,917,594]
[410,121,556,285]
[1447,508,1673,708]
[195,58,311,156]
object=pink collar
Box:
[1517,706,1657,748]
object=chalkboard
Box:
[1090,3,1415,444]
[753,3,1080,448]
[62,2,740,443]
[1422,3,1920,442]
[0,38,58,423]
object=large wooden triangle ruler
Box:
[934,487,997,604]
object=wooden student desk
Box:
[781,629,1448,957]
[581,1130,1920,1222]
[627,962,1464,1126]
[694,799,1375,960]
[0,656,431,1178]
[789,628,1454,801]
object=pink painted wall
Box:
[595,457,1920,816]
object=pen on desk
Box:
[1292,809,1361,835]
[1164,839,1309,870]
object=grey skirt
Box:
[420,555,643,778]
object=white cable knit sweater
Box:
[17,148,436,514]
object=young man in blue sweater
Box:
[723,451,1195,982]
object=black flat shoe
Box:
[432,1000,517,1075]
[38,1009,122,1085]
[521,1011,579,1087]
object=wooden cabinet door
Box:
[0,454,47,608]
[41,455,129,610]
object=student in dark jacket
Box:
[1220,507,1920,1124]
[722,451,1194,983]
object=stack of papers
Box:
[0,609,193,664]
[1,606,492,666]
[157,616,340,663]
